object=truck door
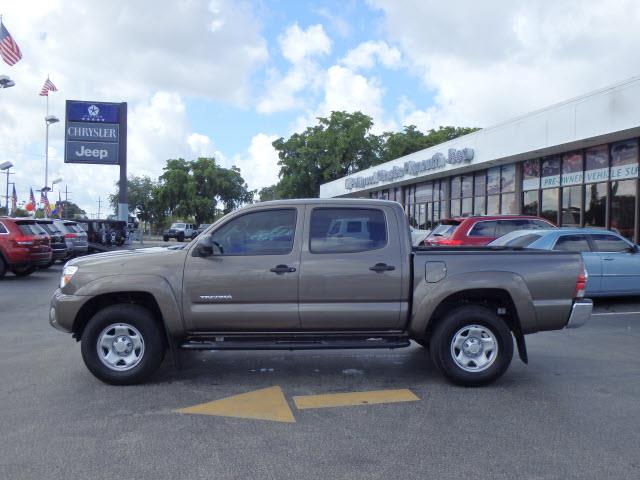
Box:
[182,207,302,332]
[299,205,404,330]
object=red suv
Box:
[424,215,556,246]
[0,218,52,277]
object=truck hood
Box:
[68,246,186,270]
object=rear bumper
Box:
[565,299,592,329]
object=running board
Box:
[180,335,411,351]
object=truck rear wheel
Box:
[0,257,6,278]
[80,304,165,385]
[429,305,513,387]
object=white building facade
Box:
[320,76,640,242]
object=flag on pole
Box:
[11,184,17,212]
[40,190,51,216]
[51,191,61,217]
[0,20,22,66]
[25,188,36,212]
[39,77,58,96]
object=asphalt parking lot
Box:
[1,263,640,480]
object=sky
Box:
[1,0,640,217]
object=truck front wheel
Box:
[80,304,165,385]
[429,305,513,387]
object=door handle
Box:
[270,264,296,274]
[603,258,614,261]
[369,263,396,272]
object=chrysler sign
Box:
[345,148,474,190]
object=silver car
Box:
[53,220,88,257]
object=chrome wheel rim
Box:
[450,324,498,372]
[96,323,145,371]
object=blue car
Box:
[489,228,640,297]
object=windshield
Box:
[427,223,459,238]
[171,223,186,229]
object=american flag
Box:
[26,188,36,212]
[40,190,51,216]
[39,78,58,96]
[0,21,22,66]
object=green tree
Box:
[258,185,280,202]
[157,157,253,224]
[379,125,480,162]
[108,176,162,225]
[58,201,86,219]
[273,111,381,198]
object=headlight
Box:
[60,265,78,289]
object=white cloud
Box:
[0,0,267,214]
[370,0,640,130]
[230,133,280,191]
[340,41,401,70]
[257,61,325,114]
[278,23,332,63]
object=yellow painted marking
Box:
[293,388,419,410]
[175,386,295,423]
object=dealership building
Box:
[320,76,640,242]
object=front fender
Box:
[408,270,538,337]
[73,274,185,337]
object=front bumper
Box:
[565,299,592,329]
[49,289,86,333]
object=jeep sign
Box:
[64,101,124,165]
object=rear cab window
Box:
[310,208,387,253]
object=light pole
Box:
[0,161,13,215]
[0,75,15,89]
[44,115,59,192]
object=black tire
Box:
[177,233,185,242]
[11,266,36,277]
[429,305,513,387]
[0,257,6,278]
[163,236,169,242]
[80,304,166,385]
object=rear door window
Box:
[553,235,591,252]
[0,222,7,234]
[590,234,631,252]
[310,208,387,253]
[505,234,542,247]
[469,221,497,237]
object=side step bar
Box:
[180,336,411,351]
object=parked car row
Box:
[0,217,88,278]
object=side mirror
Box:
[194,235,214,257]
[632,244,640,254]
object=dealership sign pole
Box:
[64,100,127,221]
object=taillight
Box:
[434,238,463,246]
[575,262,588,299]
[12,235,35,246]
[65,233,77,239]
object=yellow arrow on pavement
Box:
[175,385,295,423]
[293,388,419,410]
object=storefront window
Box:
[415,182,433,203]
[522,159,540,191]
[541,188,559,224]
[461,198,473,216]
[450,199,461,217]
[450,176,461,199]
[487,168,500,195]
[541,156,561,189]
[610,179,636,240]
[433,201,441,222]
[561,185,582,226]
[522,190,539,216]
[474,196,486,215]
[462,174,473,197]
[562,152,584,186]
[501,164,516,193]
[418,204,426,230]
[487,195,499,215]
[501,193,517,214]
[585,145,609,183]
[610,140,639,181]
[584,182,607,228]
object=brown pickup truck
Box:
[50,199,591,386]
